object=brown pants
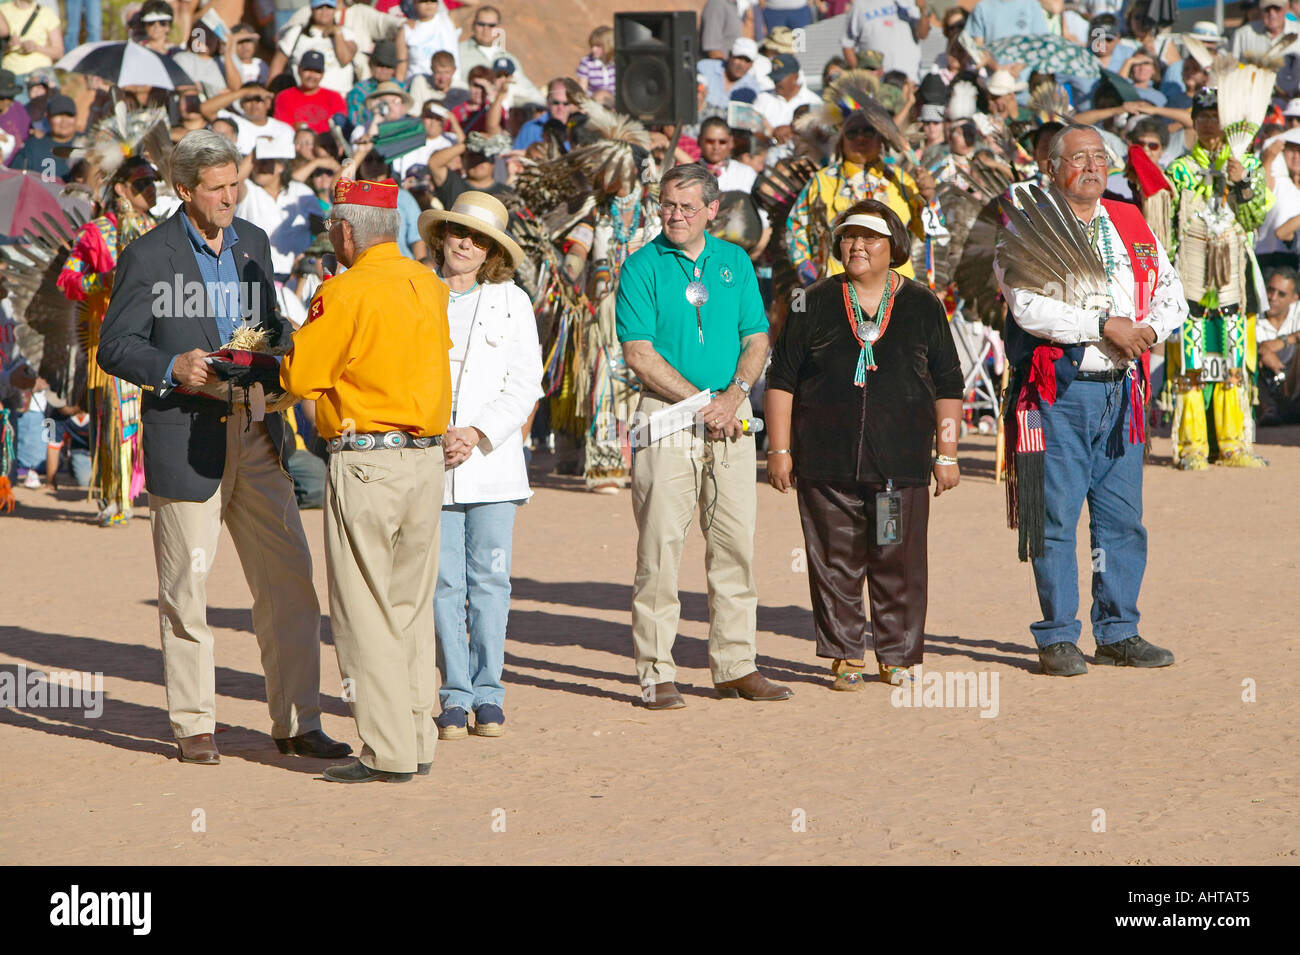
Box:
[796,480,929,667]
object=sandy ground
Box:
[1,429,1297,866]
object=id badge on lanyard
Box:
[876,478,902,546]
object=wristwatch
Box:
[732,376,751,396]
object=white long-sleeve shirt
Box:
[994,198,1188,372]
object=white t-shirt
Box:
[1258,161,1300,256]
[841,0,923,83]
[224,111,296,157]
[392,134,454,179]
[279,24,361,96]
[446,284,482,408]
[752,84,821,130]
[237,57,270,86]
[233,179,321,277]
[404,16,458,79]
[1258,303,1300,343]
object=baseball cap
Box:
[310,0,337,7]
[371,40,398,69]
[422,102,452,121]
[730,37,759,61]
[46,94,76,117]
[491,56,515,75]
[859,50,884,70]
[300,50,326,73]
[1284,98,1300,118]
[1262,0,1286,9]
[769,53,800,83]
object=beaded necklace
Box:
[1086,213,1120,312]
[610,190,642,246]
[843,271,898,386]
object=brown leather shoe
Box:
[715,671,793,701]
[642,681,686,710]
[177,733,220,765]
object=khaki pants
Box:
[150,411,322,739]
[325,445,444,774]
[630,395,758,686]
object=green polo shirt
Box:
[616,231,768,392]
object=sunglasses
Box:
[446,222,491,249]
[1136,138,1162,151]
[475,20,499,28]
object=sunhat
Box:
[417,191,524,269]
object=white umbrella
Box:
[55,40,194,91]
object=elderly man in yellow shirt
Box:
[280,177,452,784]
[787,109,936,282]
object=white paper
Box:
[630,390,712,449]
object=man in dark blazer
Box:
[98,129,350,766]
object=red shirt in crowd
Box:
[274,85,347,134]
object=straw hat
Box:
[418,191,524,270]
[365,80,414,110]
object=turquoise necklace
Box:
[445,278,480,300]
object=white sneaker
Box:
[23,470,42,489]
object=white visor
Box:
[838,214,891,237]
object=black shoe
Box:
[417,762,432,776]
[275,729,353,758]
[1094,636,1174,668]
[1039,642,1088,677]
[321,759,412,783]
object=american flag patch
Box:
[1017,408,1044,453]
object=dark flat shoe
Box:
[1039,642,1088,677]
[275,729,352,758]
[321,759,412,784]
[1094,636,1174,668]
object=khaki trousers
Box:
[325,445,444,774]
[630,395,758,686]
[149,411,322,739]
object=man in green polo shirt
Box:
[617,162,791,710]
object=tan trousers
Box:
[150,411,322,739]
[630,395,758,686]
[325,445,444,774]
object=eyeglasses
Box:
[446,222,491,249]
[475,20,499,28]
[548,99,569,106]
[1061,150,1109,168]
[659,201,706,219]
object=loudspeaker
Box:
[614,11,698,126]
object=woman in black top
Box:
[765,199,964,691]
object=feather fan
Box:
[1211,58,1277,160]
[995,184,1111,312]
[1029,83,1075,121]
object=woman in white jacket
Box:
[417,193,543,740]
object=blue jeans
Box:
[15,409,45,470]
[64,0,103,47]
[434,500,521,712]
[1030,379,1146,648]
[763,6,813,31]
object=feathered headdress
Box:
[83,102,171,205]
[820,70,909,155]
[515,103,653,237]
[1210,61,1276,160]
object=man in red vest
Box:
[995,124,1188,677]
